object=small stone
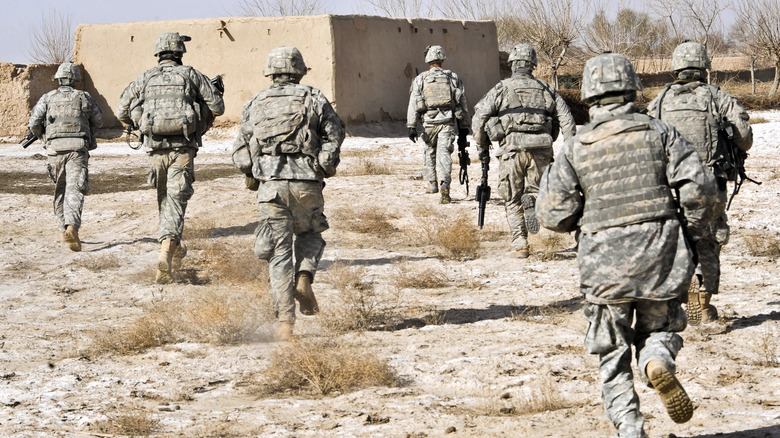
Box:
[322,420,339,430]
[445,426,457,433]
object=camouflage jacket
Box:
[116,60,224,151]
[537,102,717,303]
[406,67,470,129]
[647,81,753,169]
[472,72,576,155]
[233,82,345,182]
[29,86,103,155]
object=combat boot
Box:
[428,181,439,193]
[521,194,539,234]
[685,280,702,326]
[699,292,718,323]
[513,236,530,259]
[294,271,319,316]
[275,321,293,341]
[156,239,175,284]
[64,225,81,252]
[440,189,451,204]
[646,360,693,424]
[172,240,187,271]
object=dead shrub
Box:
[346,158,391,176]
[415,214,480,259]
[750,116,770,124]
[751,327,779,367]
[196,238,269,285]
[73,253,122,272]
[320,262,384,332]
[533,232,570,261]
[92,407,159,435]
[512,377,570,415]
[512,303,571,325]
[259,338,397,396]
[333,206,397,237]
[392,262,449,289]
[741,230,780,258]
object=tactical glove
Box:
[479,150,490,164]
[408,127,418,143]
[245,174,260,191]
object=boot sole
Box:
[648,364,693,424]
[521,195,540,234]
[294,289,319,316]
[686,290,702,326]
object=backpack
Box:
[138,66,198,138]
[422,69,453,109]
[250,85,314,156]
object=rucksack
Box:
[250,85,314,156]
[422,69,453,109]
[138,66,198,138]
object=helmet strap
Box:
[592,91,636,106]
[676,68,705,81]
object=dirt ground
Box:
[0,114,778,438]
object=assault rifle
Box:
[476,160,490,228]
[210,74,224,94]
[19,132,38,148]
[716,118,761,210]
[125,124,142,150]
[457,133,470,196]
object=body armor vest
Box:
[487,75,557,150]
[138,65,198,142]
[656,83,720,165]
[573,113,678,233]
[422,69,453,109]
[250,84,318,158]
[45,89,90,142]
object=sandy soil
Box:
[0,115,778,438]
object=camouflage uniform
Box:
[232,47,345,330]
[28,62,103,251]
[538,53,716,437]
[472,44,576,255]
[647,42,753,322]
[406,45,470,202]
[117,32,224,283]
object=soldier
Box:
[472,43,577,258]
[537,53,717,437]
[406,45,471,204]
[117,32,224,284]
[232,47,345,341]
[29,62,103,252]
[647,41,753,325]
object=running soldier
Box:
[647,41,753,324]
[406,45,471,203]
[538,53,717,437]
[117,32,224,284]
[472,43,576,257]
[232,47,345,341]
[28,62,103,252]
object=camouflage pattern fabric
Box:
[116,59,224,151]
[48,151,89,232]
[472,70,575,248]
[584,299,686,437]
[421,124,456,190]
[29,86,103,154]
[647,82,752,294]
[254,181,328,323]
[407,67,470,129]
[148,149,195,243]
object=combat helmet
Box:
[508,43,537,68]
[263,46,307,77]
[153,32,188,56]
[424,45,447,64]
[53,62,81,83]
[671,41,710,72]
[581,52,643,102]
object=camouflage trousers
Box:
[422,124,456,190]
[148,148,195,243]
[254,180,328,323]
[497,148,552,248]
[584,299,686,438]
[48,150,89,232]
[695,184,729,294]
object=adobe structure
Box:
[77,15,499,129]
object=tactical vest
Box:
[138,66,198,140]
[45,88,90,142]
[573,113,677,233]
[656,83,720,165]
[422,69,453,109]
[487,76,557,149]
[250,84,317,157]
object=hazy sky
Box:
[0,0,363,63]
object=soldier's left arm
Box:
[718,89,753,152]
[451,72,470,130]
[191,69,225,117]
[314,91,346,177]
[553,91,577,141]
[28,94,48,138]
[537,140,583,233]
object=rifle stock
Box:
[19,132,37,149]
[476,160,490,228]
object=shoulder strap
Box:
[654,84,673,120]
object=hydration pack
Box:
[422,69,453,109]
[138,66,198,139]
[250,85,315,156]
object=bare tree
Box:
[235,0,328,16]
[584,7,667,59]
[507,0,586,89]
[356,0,435,18]
[27,9,74,64]
[434,0,499,20]
[734,0,780,98]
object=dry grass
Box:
[72,253,123,272]
[533,232,570,261]
[751,327,779,367]
[512,302,572,325]
[392,261,450,289]
[319,262,386,332]
[741,229,780,258]
[332,206,398,237]
[750,116,770,124]
[415,214,481,260]
[258,338,397,396]
[196,237,269,285]
[345,158,392,176]
[85,287,273,356]
[471,377,570,417]
[92,407,159,436]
